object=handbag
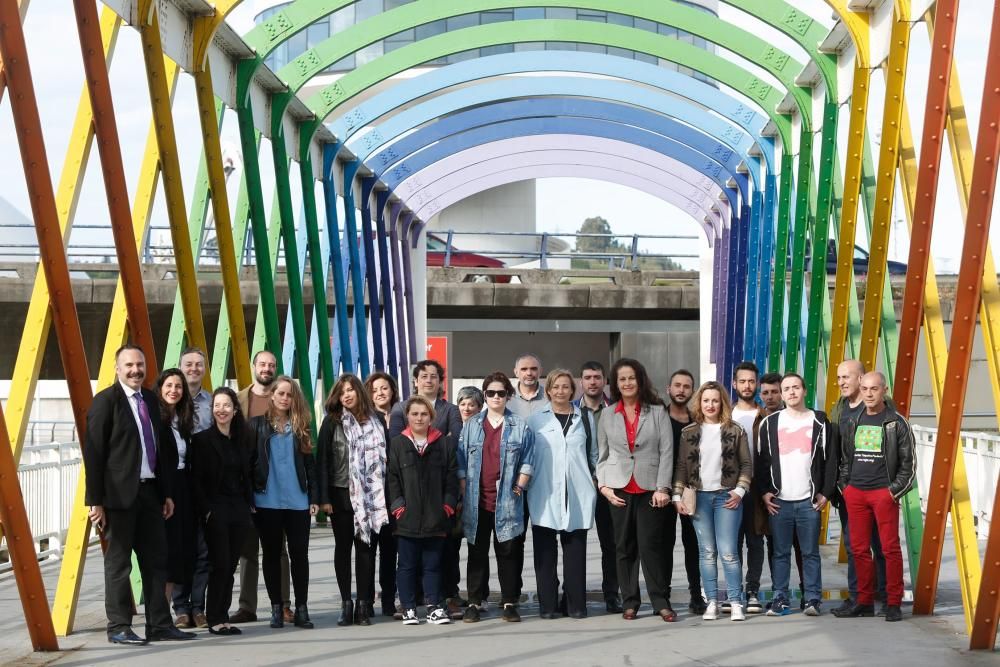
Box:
[681,486,697,515]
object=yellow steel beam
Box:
[858,0,910,371]
[4,6,119,461]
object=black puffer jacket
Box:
[387,428,458,538]
[248,415,318,504]
[837,406,916,501]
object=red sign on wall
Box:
[426,335,449,400]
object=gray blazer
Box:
[596,402,673,491]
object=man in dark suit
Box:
[85,344,196,645]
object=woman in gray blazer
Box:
[596,358,675,622]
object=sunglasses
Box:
[484,389,508,398]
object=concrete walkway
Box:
[0,521,994,666]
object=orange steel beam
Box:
[892,1,956,414]
[71,0,157,379]
[914,0,1000,617]
[0,0,28,102]
[0,405,57,650]
[971,474,1000,648]
[0,0,93,443]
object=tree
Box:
[572,216,684,270]
[575,216,623,255]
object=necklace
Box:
[487,413,504,428]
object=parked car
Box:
[426,233,510,283]
[825,240,908,275]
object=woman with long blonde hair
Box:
[248,375,318,629]
[672,381,751,622]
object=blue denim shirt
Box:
[526,406,597,532]
[457,408,534,544]
[254,425,309,511]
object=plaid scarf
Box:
[341,411,388,545]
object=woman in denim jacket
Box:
[457,371,534,623]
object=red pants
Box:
[843,485,904,606]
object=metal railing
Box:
[23,420,78,446]
[1,442,93,576]
[913,425,998,538]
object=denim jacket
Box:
[457,408,534,544]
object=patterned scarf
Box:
[341,411,389,545]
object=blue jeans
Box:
[396,536,445,609]
[691,490,743,604]
[769,498,822,602]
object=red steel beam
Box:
[971,473,1000,648]
[913,0,1000,617]
[71,0,157,379]
[892,0,959,416]
[0,0,28,102]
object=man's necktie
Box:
[133,392,158,474]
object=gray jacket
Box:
[596,402,674,491]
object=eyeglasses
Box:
[484,389,508,398]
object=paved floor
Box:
[0,521,994,666]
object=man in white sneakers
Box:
[756,374,838,617]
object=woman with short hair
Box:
[456,386,484,423]
[526,370,597,619]
[457,371,534,623]
[248,376,318,629]
[672,381,752,622]
[596,358,675,621]
[317,374,389,626]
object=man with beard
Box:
[508,354,548,418]
[230,350,292,624]
[663,369,705,615]
[572,361,621,613]
[85,344,194,645]
[172,347,213,629]
[730,362,768,614]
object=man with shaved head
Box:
[835,371,915,623]
[509,353,549,418]
[829,360,888,617]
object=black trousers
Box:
[204,498,251,625]
[739,490,771,595]
[103,482,172,634]
[608,490,670,613]
[254,508,311,606]
[373,521,398,605]
[329,487,376,603]
[532,525,587,615]
[237,524,290,612]
[466,508,524,605]
[441,518,463,600]
[662,503,701,598]
[594,493,619,597]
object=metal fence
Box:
[913,425,998,538]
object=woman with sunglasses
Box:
[596,358,675,622]
[456,372,534,623]
[672,381,752,621]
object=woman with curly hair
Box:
[672,381,752,622]
[248,376,318,629]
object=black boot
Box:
[294,604,314,629]
[270,603,284,628]
[337,600,354,627]
[355,600,372,626]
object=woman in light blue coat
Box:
[527,370,597,619]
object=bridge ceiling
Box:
[0,0,998,651]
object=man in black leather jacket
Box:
[835,372,915,623]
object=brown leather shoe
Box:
[193,612,208,628]
[174,614,193,629]
[283,606,295,623]
[622,608,638,620]
[228,609,257,624]
[659,607,678,622]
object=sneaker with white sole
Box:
[730,602,746,621]
[746,594,763,614]
[766,597,792,617]
[427,606,451,625]
[702,600,719,621]
[401,608,420,625]
[803,599,821,616]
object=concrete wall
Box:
[616,331,702,394]
[446,331,612,379]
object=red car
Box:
[426,233,510,283]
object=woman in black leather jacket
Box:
[248,375,318,629]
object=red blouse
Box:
[615,401,647,494]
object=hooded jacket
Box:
[387,427,459,538]
[755,409,838,501]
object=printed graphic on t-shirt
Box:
[855,424,884,456]
[777,418,812,455]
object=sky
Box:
[0,0,996,274]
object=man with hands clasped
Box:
[755,374,838,617]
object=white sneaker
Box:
[401,608,419,625]
[427,606,451,625]
[731,603,746,621]
[703,600,719,620]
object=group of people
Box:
[83,345,914,646]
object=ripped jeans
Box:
[691,490,744,604]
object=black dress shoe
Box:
[207,626,230,636]
[226,626,243,635]
[833,602,875,618]
[355,601,372,626]
[108,629,148,646]
[338,600,354,627]
[147,626,197,641]
[539,611,562,619]
[605,595,624,614]
[884,605,903,622]
[568,609,588,619]
[294,604,314,629]
[270,603,284,629]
